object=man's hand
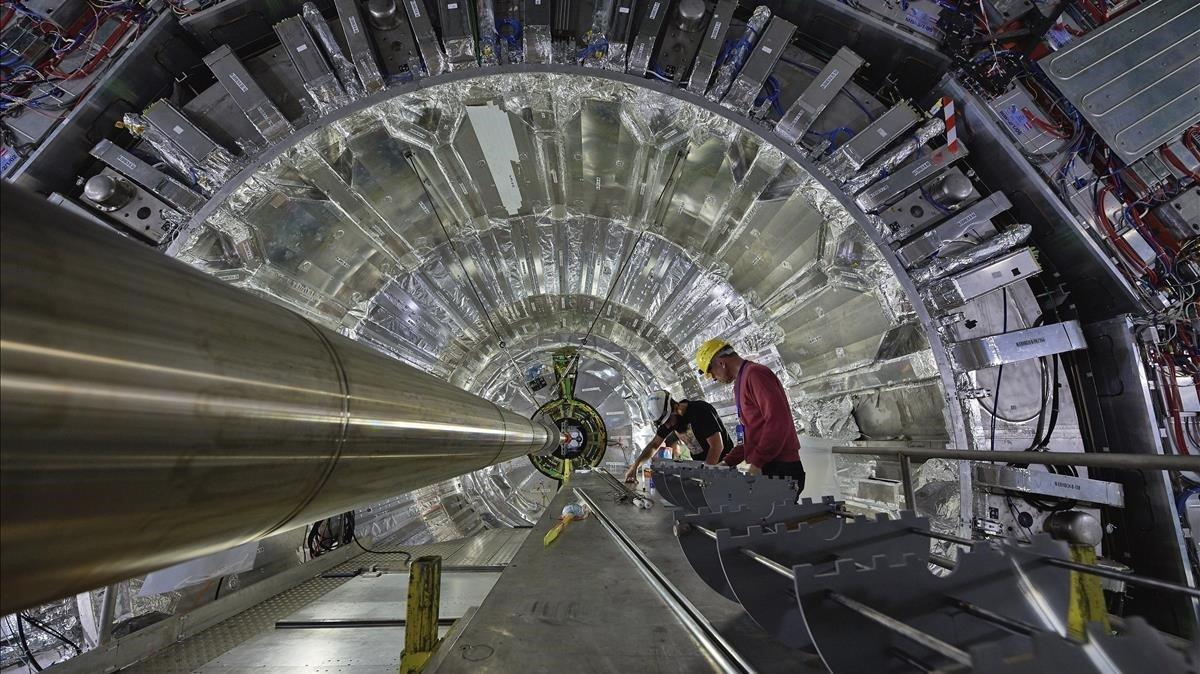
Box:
[623,463,640,483]
[745,463,763,476]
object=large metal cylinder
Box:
[0,185,558,615]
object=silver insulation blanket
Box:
[910,223,1033,286]
[303,3,365,99]
[837,117,946,194]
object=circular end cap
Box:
[367,0,399,29]
[676,0,707,31]
[83,174,120,204]
[930,172,973,204]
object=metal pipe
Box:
[0,185,559,615]
[1042,557,1200,599]
[947,597,1039,636]
[827,592,972,667]
[833,446,1200,471]
[923,535,1200,598]
[97,584,118,646]
[910,528,978,547]
[899,454,916,510]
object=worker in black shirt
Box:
[623,390,734,482]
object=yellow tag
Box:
[543,517,571,546]
[1067,544,1111,641]
[561,459,573,486]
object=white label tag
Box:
[761,45,773,53]
[228,72,249,93]
[709,20,722,40]
[409,1,421,18]
[876,128,888,137]
[618,5,629,12]
[348,16,359,34]
[296,43,307,52]
[117,156,137,171]
[172,125,184,135]
[649,2,660,19]
[447,2,457,8]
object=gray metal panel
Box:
[275,15,340,91]
[892,191,1011,263]
[203,45,294,143]
[1039,0,1200,162]
[334,0,386,92]
[775,47,866,144]
[950,320,1087,371]
[1080,317,1199,637]
[143,100,225,164]
[925,248,1040,312]
[89,139,205,213]
[686,0,735,95]
[834,101,920,171]
[877,167,981,241]
[403,0,448,74]
[279,571,500,622]
[626,0,670,75]
[856,142,968,212]
[195,625,450,672]
[973,464,1124,507]
[720,17,796,114]
[82,168,176,243]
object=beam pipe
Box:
[0,186,559,615]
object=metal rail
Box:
[828,592,973,666]
[832,446,1200,470]
[572,488,755,674]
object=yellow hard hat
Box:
[694,338,729,378]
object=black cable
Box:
[19,613,81,655]
[15,615,44,672]
[352,530,412,564]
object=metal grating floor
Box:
[126,529,528,672]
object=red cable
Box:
[1095,186,1159,285]
[1021,107,1070,139]
[1162,145,1200,183]
[1160,352,1192,455]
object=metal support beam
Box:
[0,185,559,615]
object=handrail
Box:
[832,446,1200,471]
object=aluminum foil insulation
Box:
[163,71,953,540]
[476,0,500,66]
[706,5,771,103]
[120,113,233,196]
[523,25,552,64]
[837,117,946,194]
[303,2,366,99]
[910,223,1033,286]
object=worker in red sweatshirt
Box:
[694,338,805,489]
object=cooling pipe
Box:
[0,185,559,614]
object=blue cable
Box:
[1177,485,1200,516]
[497,17,522,49]
[577,38,608,63]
